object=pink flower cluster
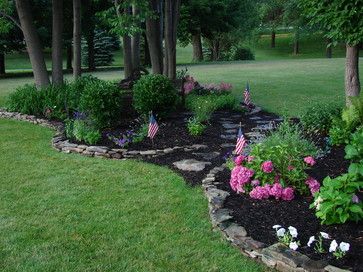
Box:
[304,156,316,166]
[183,76,196,94]
[219,82,233,91]
[249,184,295,201]
[261,161,274,173]
[230,165,255,193]
[201,82,233,92]
[305,177,320,195]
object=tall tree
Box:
[73,0,82,78]
[131,4,141,69]
[164,0,181,80]
[52,0,63,84]
[145,0,163,74]
[15,0,50,87]
[301,0,363,105]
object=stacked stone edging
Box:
[0,108,350,272]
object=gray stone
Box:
[184,148,193,152]
[221,134,236,140]
[210,208,233,227]
[222,123,239,129]
[193,151,220,160]
[223,223,248,241]
[225,129,237,134]
[173,159,211,171]
[95,152,111,158]
[139,150,157,156]
[262,254,277,268]
[206,188,229,203]
[82,151,94,156]
[245,132,264,138]
[191,144,208,150]
[126,150,140,155]
[86,146,108,153]
[163,148,173,154]
[324,265,350,272]
[246,106,262,115]
[249,116,262,120]
[221,143,235,148]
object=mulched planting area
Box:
[215,156,362,271]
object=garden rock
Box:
[222,123,240,129]
[173,159,211,171]
[193,152,220,160]
[221,134,236,140]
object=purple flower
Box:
[352,194,360,203]
[73,111,87,120]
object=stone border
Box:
[0,109,208,159]
[0,109,350,272]
[202,166,350,272]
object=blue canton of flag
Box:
[148,113,159,139]
[235,126,246,155]
[244,82,251,106]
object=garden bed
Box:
[215,163,362,271]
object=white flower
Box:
[320,232,330,239]
[314,196,323,210]
[329,240,338,252]
[276,228,286,237]
[289,241,299,250]
[288,226,298,238]
[307,236,315,247]
[339,242,350,252]
[273,225,282,229]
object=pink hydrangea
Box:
[274,175,280,183]
[219,82,233,91]
[234,155,245,165]
[247,156,255,162]
[281,187,295,201]
[184,81,195,94]
[287,165,295,171]
[261,161,274,173]
[249,185,270,200]
[304,156,316,166]
[270,183,283,199]
[305,177,320,195]
[251,179,260,187]
[230,165,255,193]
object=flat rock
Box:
[139,150,157,156]
[86,146,108,153]
[221,143,235,148]
[223,223,248,240]
[224,129,237,134]
[249,116,262,120]
[173,159,211,171]
[210,208,233,227]
[221,134,236,140]
[193,152,220,160]
[191,144,208,150]
[222,123,240,129]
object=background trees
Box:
[301,0,363,104]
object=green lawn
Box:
[0,119,266,271]
[1,58,362,116]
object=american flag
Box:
[244,82,251,106]
[148,113,159,139]
[235,126,246,154]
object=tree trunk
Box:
[345,45,361,105]
[326,39,332,58]
[211,39,220,61]
[131,5,141,69]
[164,0,181,80]
[271,31,276,48]
[123,35,133,78]
[293,31,299,55]
[192,32,203,62]
[87,30,95,71]
[73,0,81,78]
[0,52,5,75]
[52,0,63,85]
[15,0,50,88]
[142,31,151,66]
[67,44,72,70]
[146,0,163,74]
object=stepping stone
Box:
[222,123,239,129]
[173,159,211,171]
[221,134,236,140]
[246,106,262,115]
[255,120,269,124]
[245,132,264,138]
[193,152,220,160]
[249,116,262,120]
[252,124,273,131]
[221,143,235,148]
[225,129,237,134]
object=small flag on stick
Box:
[148,112,159,139]
[244,82,251,106]
[235,123,246,155]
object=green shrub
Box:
[248,120,318,194]
[7,84,43,115]
[133,74,178,117]
[329,118,352,146]
[65,119,101,145]
[300,103,341,134]
[226,46,255,61]
[79,80,123,129]
[187,117,206,136]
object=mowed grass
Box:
[0,119,266,271]
[1,58,362,116]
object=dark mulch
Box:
[216,154,363,271]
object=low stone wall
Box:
[0,109,350,272]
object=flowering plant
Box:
[273,225,300,250]
[329,240,350,259]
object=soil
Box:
[68,109,362,270]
